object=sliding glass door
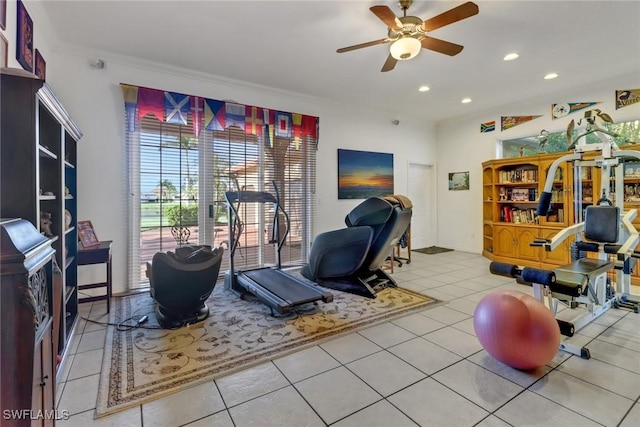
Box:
[129,119,317,289]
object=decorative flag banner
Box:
[191,96,204,137]
[263,109,275,147]
[245,106,264,136]
[292,113,302,149]
[301,115,318,139]
[137,87,165,121]
[120,83,319,147]
[120,84,138,132]
[480,121,495,133]
[165,92,190,125]
[501,115,542,131]
[225,102,246,129]
[204,99,225,131]
[275,111,292,138]
[551,102,600,119]
[616,89,640,110]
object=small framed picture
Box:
[1,0,6,31]
[77,220,100,248]
[448,171,470,191]
[0,33,7,68]
[35,49,45,80]
[511,188,530,202]
[16,0,33,72]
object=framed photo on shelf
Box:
[511,188,530,201]
[16,0,33,72]
[35,49,45,80]
[77,220,100,248]
[0,33,7,68]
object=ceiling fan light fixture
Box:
[390,37,421,60]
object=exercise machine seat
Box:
[147,245,224,327]
[556,206,618,275]
[551,206,618,300]
[301,195,412,297]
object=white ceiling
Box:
[40,1,640,122]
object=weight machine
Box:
[492,109,640,359]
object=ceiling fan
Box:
[337,0,479,72]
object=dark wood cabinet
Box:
[0,219,57,427]
[1,69,82,426]
[0,69,82,372]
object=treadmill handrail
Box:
[271,181,290,257]
[225,190,278,204]
[223,182,291,264]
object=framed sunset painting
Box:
[337,149,394,199]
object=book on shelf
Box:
[553,168,563,181]
[501,206,537,224]
[499,168,538,184]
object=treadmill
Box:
[223,183,333,315]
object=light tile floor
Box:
[56,251,640,426]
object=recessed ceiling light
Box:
[461,98,472,104]
[544,73,558,80]
[418,86,430,92]
[503,53,519,61]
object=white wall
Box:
[29,43,435,294]
[436,72,640,253]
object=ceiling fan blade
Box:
[370,5,402,30]
[420,36,464,56]
[381,54,397,72]
[336,38,390,53]
[421,1,479,32]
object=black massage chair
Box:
[147,245,224,327]
[301,195,412,298]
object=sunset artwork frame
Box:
[337,149,394,199]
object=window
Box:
[123,86,318,289]
[500,118,640,158]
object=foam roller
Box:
[522,267,556,285]
[576,242,599,252]
[489,262,518,278]
[536,191,552,216]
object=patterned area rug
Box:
[96,282,437,417]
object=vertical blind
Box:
[122,84,318,289]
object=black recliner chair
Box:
[301,195,412,297]
[147,245,224,327]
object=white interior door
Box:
[408,163,436,249]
